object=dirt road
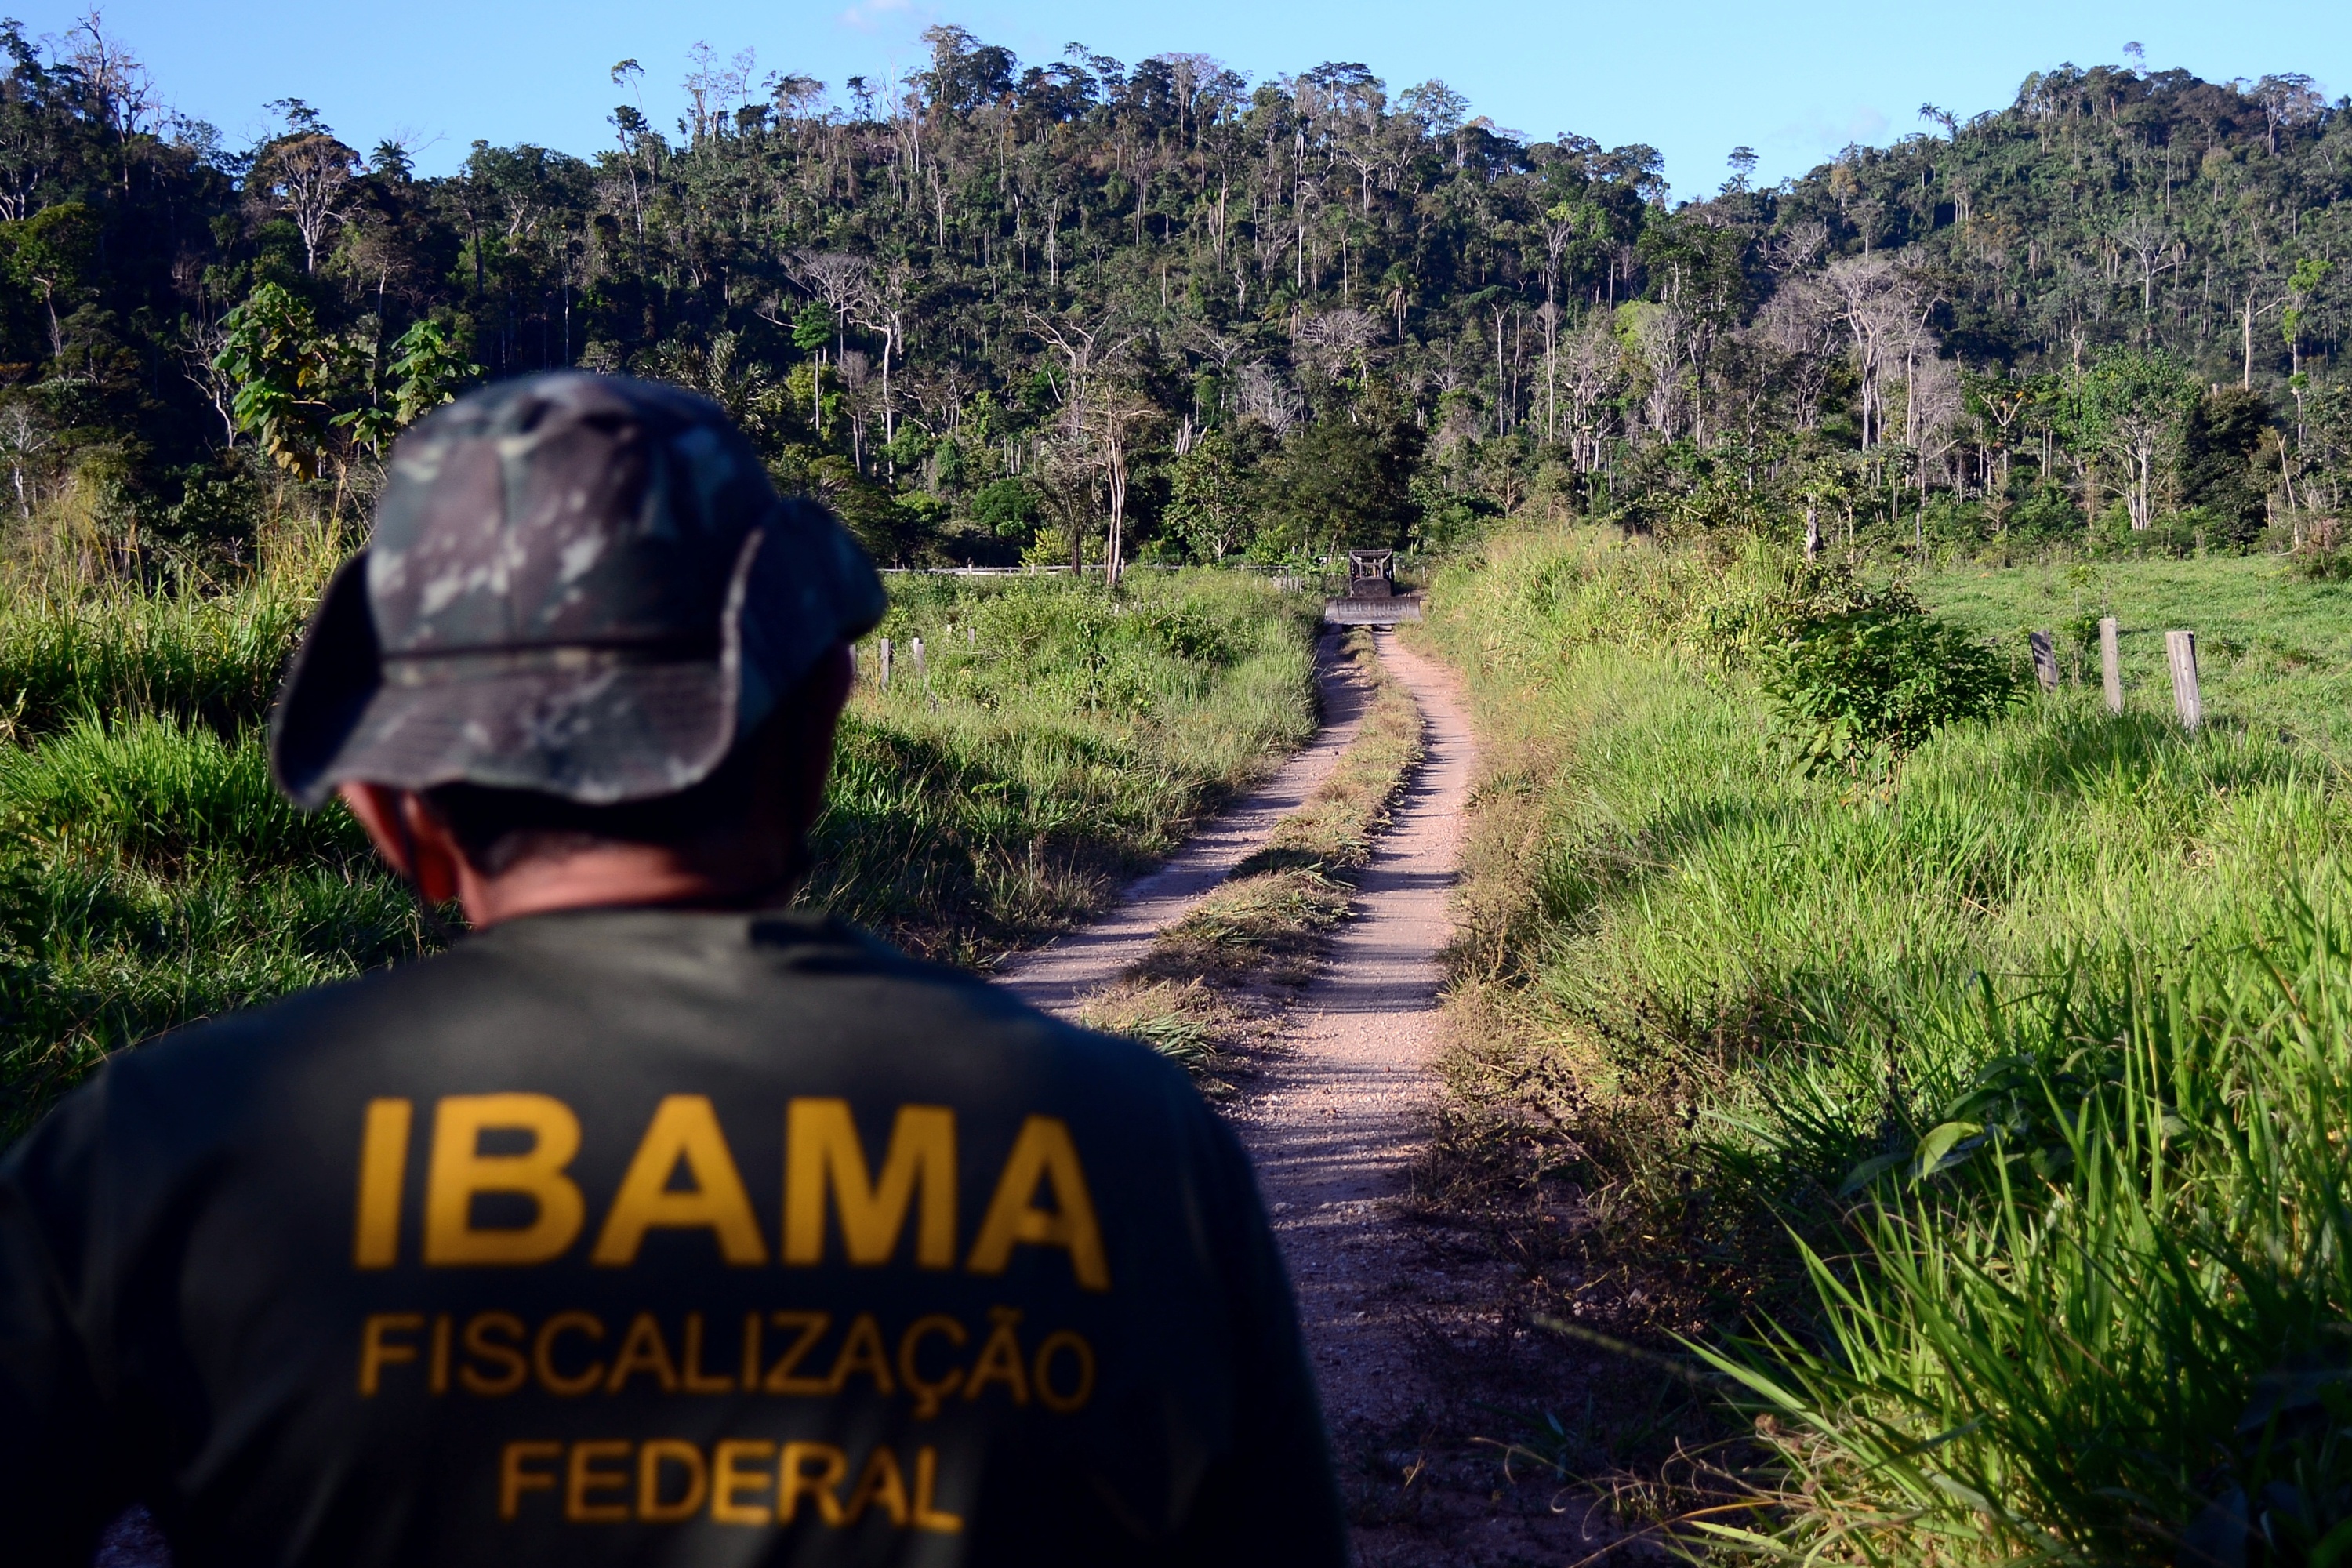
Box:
[1004,630,1606,1563]
[1225,630,1474,1432]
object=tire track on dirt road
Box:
[1229,634,1604,1565]
[1226,630,1476,1436]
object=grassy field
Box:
[0,557,1317,1141]
[1421,525,2352,1563]
[812,571,1319,964]
[1921,554,2352,753]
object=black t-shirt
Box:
[0,909,1344,1567]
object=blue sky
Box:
[23,1,2352,198]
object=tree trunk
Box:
[1104,431,1127,587]
[2243,292,2256,389]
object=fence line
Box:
[2031,622,2202,731]
[2099,617,2123,714]
[2166,631,2203,731]
[2028,630,2060,692]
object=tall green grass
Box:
[0,564,1319,1139]
[811,571,1319,963]
[0,553,410,1141]
[1424,524,2352,1560]
[1699,902,2352,1565]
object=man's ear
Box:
[339,782,467,906]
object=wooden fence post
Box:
[2029,630,2060,692]
[2165,630,2201,731]
[911,637,926,682]
[879,637,893,691]
[2099,617,2122,714]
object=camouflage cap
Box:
[269,372,884,811]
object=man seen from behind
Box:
[0,373,1346,1567]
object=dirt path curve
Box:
[994,630,1367,1016]
[1228,631,1475,1432]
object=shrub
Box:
[1250,418,1415,557]
[2009,483,2085,538]
[1763,597,2020,785]
[969,476,1040,540]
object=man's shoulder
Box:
[111,905,1199,1114]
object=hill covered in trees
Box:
[1,19,2347,574]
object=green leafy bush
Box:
[968,477,1040,540]
[1763,596,2021,784]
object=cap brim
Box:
[311,658,736,807]
[270,550,738,811]
[270,553,382,810]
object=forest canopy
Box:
[0,18,2347,575]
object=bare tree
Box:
[1029,307,1145,577]
[681,42,756,143]
[785,251,870,436]
[0,401,53,517]
[1822,254,1933,448]
[180,314,237,449]
[1627,303,1686,441]
[837,350,872,470]
[255,132,358,274]
[2241,285,2284,390]
[1154,53,1224,148]
[2249,74,2323,157]
[1324,74,1390,215]
[1293,307,1379,384]
[1758,273,1840,430]
[787,252,871,342]
[1537,206,1576,437]
[1766,221,1830,276]
[1233,361,1302,436]
[1028,428,1102,572]
[1897,352,1965,535]
[1183,321,1255,380]
[1085,385,1156,585]
[847,260,913,464]
[1557,314,1622,474]
[2113,214,2178,318]
[64,15,156,189]
[1027,307,1138,423]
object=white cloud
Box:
[837,0,913,33]
[1770,102,1893,165]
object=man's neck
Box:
[456,840,794,927]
